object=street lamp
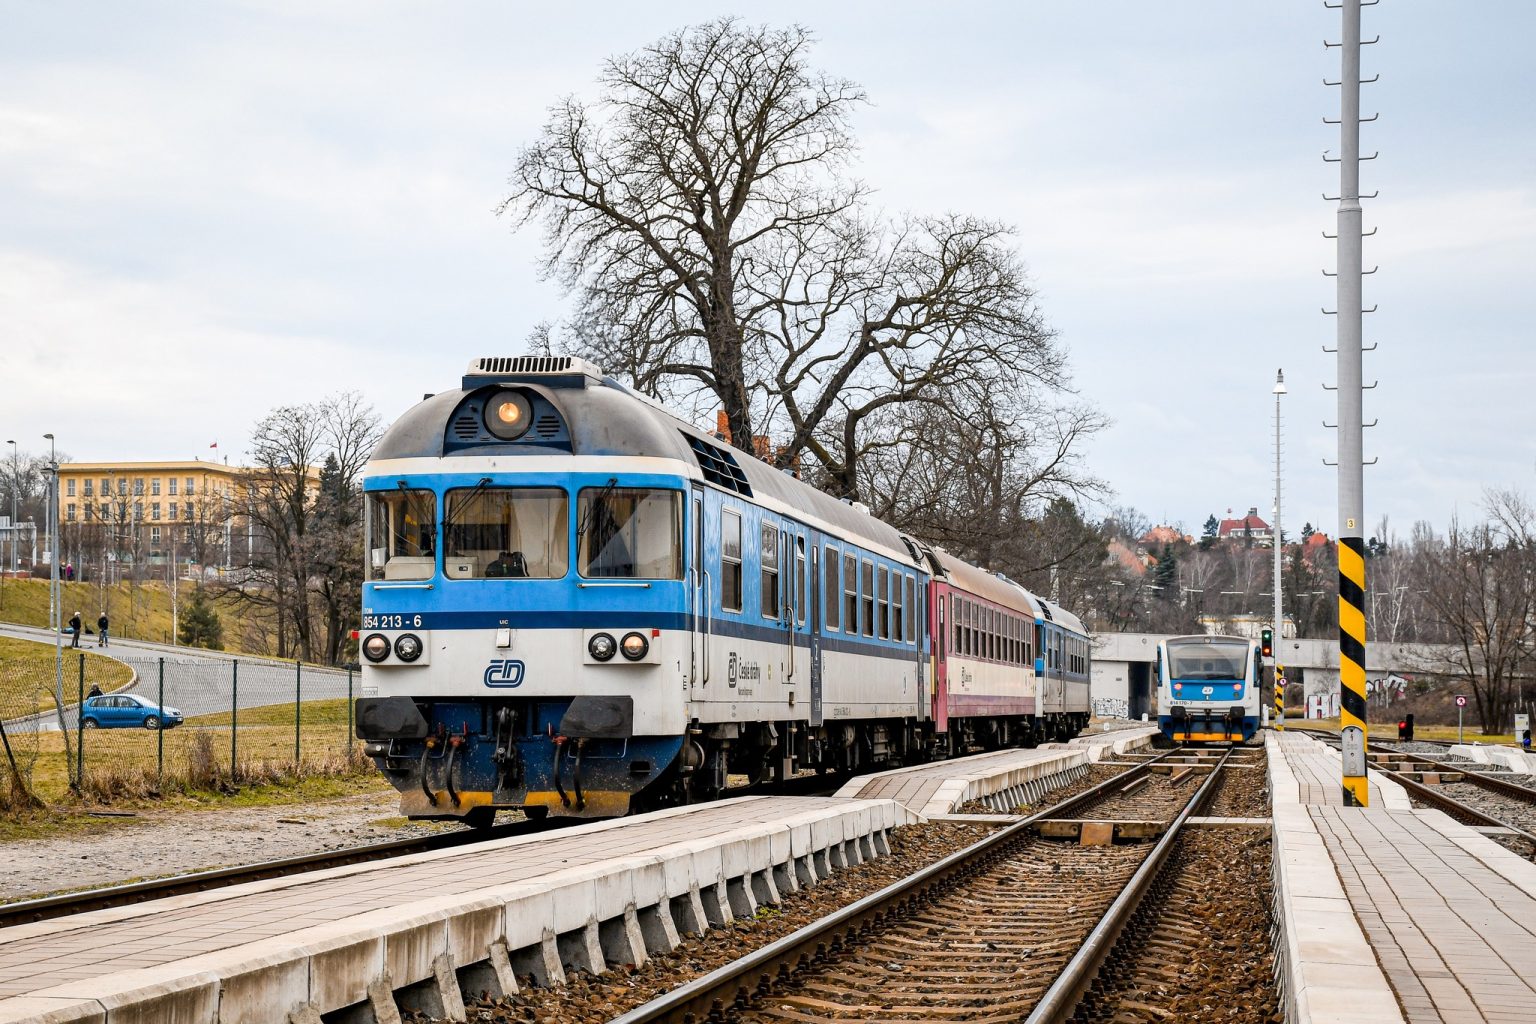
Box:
[1272,369,1287,730]
[2,439,14,607]
[43,433,71,753]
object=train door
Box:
[934,587,949,731]
[808,540,823,727]
[690,486,707,687]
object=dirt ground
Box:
[0,789,467,903]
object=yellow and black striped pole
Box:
[1329,0,1372,808]
[1338,537,1369,805]
[1274,666,1285,731]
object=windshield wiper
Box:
[578,477,619,540]
[442,477,493,535]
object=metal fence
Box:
[0,649,359,804]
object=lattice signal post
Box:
[1325,0,1377,806]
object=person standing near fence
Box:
[69,611,82,649]
[97,611,109,647]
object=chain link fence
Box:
[0,647,362,807]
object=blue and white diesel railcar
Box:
[1154,634,1263,743]
[354,356,1090,824]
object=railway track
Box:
[609,745,1247,1024]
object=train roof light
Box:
[484,390,533,440]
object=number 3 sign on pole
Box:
[1455,694,1468,743]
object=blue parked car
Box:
[81,694,184,730]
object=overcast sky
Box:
[3,2,1532,541]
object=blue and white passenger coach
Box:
[355,356,1090,824]
[1154,634,1262,743]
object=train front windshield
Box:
[1167,641,1249,681]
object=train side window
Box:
[824,546,840,631]
[861,559,875,637]
[721,509,743,612]
[987,608,996,661]
[795,536,806,625]
[843,553,857,632]
[876,566,890,639]
[761,522,780,619]
[952,596,962,652]
[897,577,909,641]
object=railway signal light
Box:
[1261,628,1274,659]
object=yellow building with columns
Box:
[55,459,315,574]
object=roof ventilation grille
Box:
[465,355,603,378]
[683,434,752,496]
[452,414,480,440]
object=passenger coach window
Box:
[824,546,840,631]
[761,523,780,619]
[795,537,806,625]
[861,560,875,637]
[444,487,568,579]
[877,566,890,639]
[721,509,743,611]
[578,487,682,579]
[368,489,437,581]
[843,553,857,632]
[897,577,909,641]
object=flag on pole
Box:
[209,441,218,449]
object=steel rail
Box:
[609,746,1193,1024]
[1022,746,1234,1024]
[0,815,575,929]
[1368,743,1536,804]
[1367,762,1536,846]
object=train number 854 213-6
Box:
[361,613,422,630]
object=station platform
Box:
[1447,743,1536,775]
[0,795,913,1024]
[1268,731,1536,1024]
[835,724,1160,817]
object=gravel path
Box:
[0,789,471,903]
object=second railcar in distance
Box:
[1155,634,1262,742]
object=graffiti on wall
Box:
[1092,697,1129,719]
[1304,672,1415,718]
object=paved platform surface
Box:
[836,725,1159,817]
[1269,731,1536,1024]
[0,794,910,1023]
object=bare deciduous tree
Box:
[1416,491,1536,732]
[505,19,1095,504]
[221,392,381,664]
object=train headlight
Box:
[620,631,649,661]
[589,632,617,662]
[394,633,424,663]
[1233,685,1242,697]
[484,390,533,440]
[362,633,391,663]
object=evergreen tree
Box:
[1151,543,1179,600]
[1200,514,1219,550]
[179,588,224,650]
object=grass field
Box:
[0,578,283,655]
[1290,717,1518,745]
[0,637,134,719]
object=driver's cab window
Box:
[444,487,568,579]
[368,489,437,580]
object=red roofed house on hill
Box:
[1217,507,1274,547]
